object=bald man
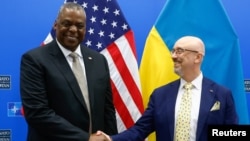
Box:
[94,36,238,141]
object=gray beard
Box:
[174,68,183,77]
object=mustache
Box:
[173,58,180,62]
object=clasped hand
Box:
[89,130,111,141]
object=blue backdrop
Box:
[0,0,249,140]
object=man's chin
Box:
[174,68,181,76]
[65,40,79,47]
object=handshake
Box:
[89,131,112,141]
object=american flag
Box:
[43,0,144,132]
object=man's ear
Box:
[194,53,203,63]
[53,20,57,30]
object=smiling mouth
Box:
[66,35,77,39]
[65,36,78,42]
[173,61,181,67]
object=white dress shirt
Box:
[175,72,203,141]
[56,40,87,82]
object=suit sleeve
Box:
[111,91,157,141]
[224,89,239,124]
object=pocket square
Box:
[210,101,220,111]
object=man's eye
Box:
[61,22,71,27]
[176,48,184,53]
[60,22,84,29]
[76,25,84,29]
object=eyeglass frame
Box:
[171,47,199,55]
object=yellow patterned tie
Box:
[175,83,193,141]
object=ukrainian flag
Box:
[139,0,249,140]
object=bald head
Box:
[174,36,205,56]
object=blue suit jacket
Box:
[112,77,238,141]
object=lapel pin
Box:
[210,89,214,93]
[88,57,92,60]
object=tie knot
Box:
[69,52,78,61]
[69,52,78,58]
[184,83,193,90]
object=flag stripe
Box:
[140,27,179,106]
[119,31,142,94]
[124,30,137,59]
[101,45,141,131]
[110,80,135,129]
[107,33,144,114]
[101,41,143,122]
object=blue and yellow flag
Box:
[140,0,249,140]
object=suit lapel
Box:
[48,41,87,109]
[80,46,95,111]
[168,80,180,141]
[196,78,216,139]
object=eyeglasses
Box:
[171,48,198,55]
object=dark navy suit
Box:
[111,77,238,141]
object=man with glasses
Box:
[92,36,238,141]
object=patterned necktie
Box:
[175,83,193,141]
[69,52,92,132]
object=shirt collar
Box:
[180,72,203,90]
[56,39,82,58]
